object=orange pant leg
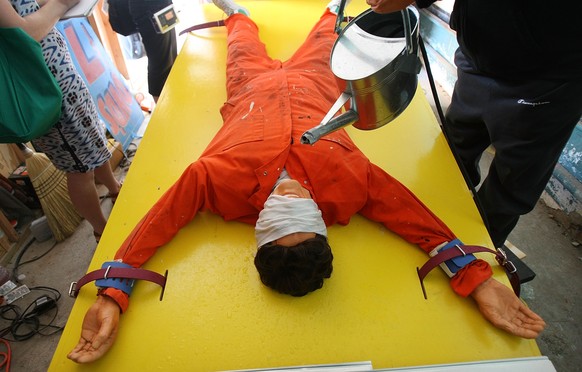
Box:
[283,10,337,73]
[224,14,282,100]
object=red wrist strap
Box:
[69,266,168,301]
[417,245,519,299]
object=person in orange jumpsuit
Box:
[67,0,545,363]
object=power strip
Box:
[5,285,30,304]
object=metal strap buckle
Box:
[68,282,77,297]
[455,244,467,256]
[103,265,112,279]
[496,248,517,274]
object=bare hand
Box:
[67,295,121,363]
[366,0,415,14]
[471,278,546,339]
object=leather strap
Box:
[417,245,520,299]
[494,247,520,297]
[69,267,168,301]
[179,20,225,36]
[178,16,355,37]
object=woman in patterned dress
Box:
[0,0,122,242]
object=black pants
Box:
[445,50,582,247]
[129,0,177,97]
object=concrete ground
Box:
[1,62,580,372]
[0,158,129,372]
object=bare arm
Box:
[0,0,79,41]
[67,295,121,363]
[471,278,546,338]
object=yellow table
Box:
[50,1,541,370]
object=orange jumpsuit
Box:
[104,11,491,312]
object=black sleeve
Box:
[415,0,439,9]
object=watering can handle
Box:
[401,8,414,54]
[334,0,348,34]
[320,92,351,127]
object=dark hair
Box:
[254,234,333,297]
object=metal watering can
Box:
[300,6,421,145]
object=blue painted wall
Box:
[560,126,582,182]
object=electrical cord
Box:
[0,286,63,343]
[10,237,58,285]
[1,236,65,372]
[0,338,10,372]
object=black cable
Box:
[10,237,58,284]
[29,286,61,302]
[0,287,63,342]
[10,237,34,284]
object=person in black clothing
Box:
[367,0,582,248]
[128,0,178,102]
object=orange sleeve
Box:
[114,162,210,267]
[450,259,493,297]
[360,163,456,251]
[100,288,130,313]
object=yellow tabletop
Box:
[50,1,540,370]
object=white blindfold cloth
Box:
[255,194,327,248]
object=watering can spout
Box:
[301,110,359,145]
[300,92,358,145]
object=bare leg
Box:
[93,162,122,197]
[66,171,108,236]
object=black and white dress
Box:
[11,0,111,173]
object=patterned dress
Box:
[10,0,111,173]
